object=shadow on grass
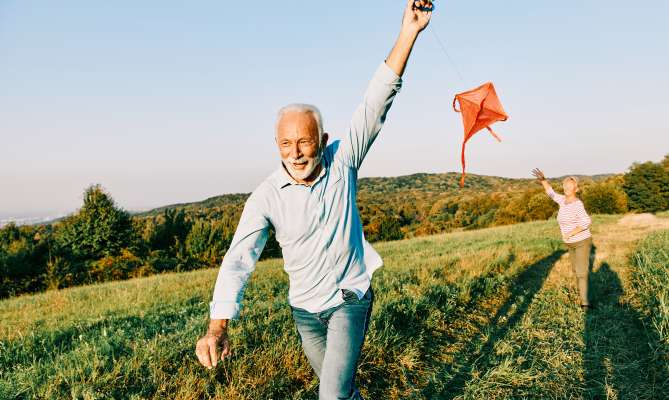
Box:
[427,249,566,399]
[583,245,669,399]
[356,250,561,398]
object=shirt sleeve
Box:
[209,192,270,320]
[337,61,402,170]
[546,187,564,206]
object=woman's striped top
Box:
[547,188,592,243]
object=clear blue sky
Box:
[1,1,668,219]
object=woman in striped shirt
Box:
[532,168,593,310]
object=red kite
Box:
[453,82,508,187]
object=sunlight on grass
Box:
[1,215,668,399]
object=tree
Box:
[582,182,628,214]
[145,208,190,252]
[453,195,499,229]
[378,216,404,241]
[526,191,558,220]
[55,184,136,260]
[0,223,21,245]
[185,219,231,266]
[365,214,404,242]
[494,189,556,226]
[89,249,143,282]
[622,162,669,212]
[0,224,50,297]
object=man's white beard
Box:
[282,151,322,181]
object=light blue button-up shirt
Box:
[210,62,402,319]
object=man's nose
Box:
[289,143,301,159]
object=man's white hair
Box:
[275,103,324,142]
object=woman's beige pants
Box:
[566,237,592,306]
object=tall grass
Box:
[1,216,667,399]
[630,229,669,382]
[0,221,560,399]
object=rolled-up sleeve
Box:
[338,61,402,169]
[209,193,270,320]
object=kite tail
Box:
[460,127,502,187]
[486,126,502,142]
[460,140,467,188]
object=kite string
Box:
[427,22,467,187]
[428,25,465,85]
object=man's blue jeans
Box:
[291,287,374,400]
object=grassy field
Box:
[629,229,669,389]
[1,214,668,399]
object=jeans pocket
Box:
[341,289,358,303]
[341,288,373,304]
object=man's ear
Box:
[321,132,329,149]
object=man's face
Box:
[276,111,327,182]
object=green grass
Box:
[1,215,667,399]
[630,229,669,387]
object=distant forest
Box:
[1,155,667,299]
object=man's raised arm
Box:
[339,0,433,169]
[386,0,433,77]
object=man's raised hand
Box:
[403,0,433,34]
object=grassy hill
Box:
[2,213,668,399]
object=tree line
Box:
[1,155,667,299]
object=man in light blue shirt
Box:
[196,2,433,398]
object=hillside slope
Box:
[139,172,611,217]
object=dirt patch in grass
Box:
[618,213,659,227]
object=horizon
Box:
[2,1,668,219]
